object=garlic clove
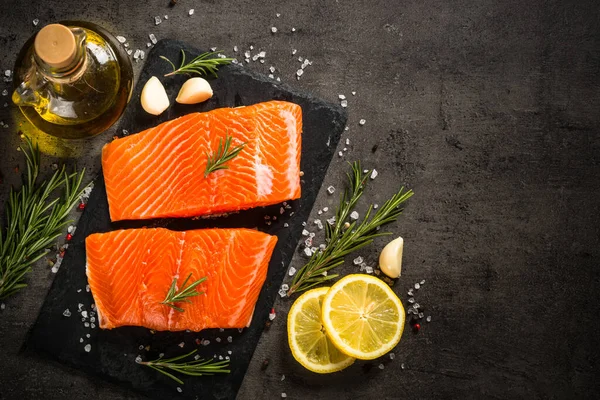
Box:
[379,236,403,279]
[141,76,170,115]
[176,77,213,104]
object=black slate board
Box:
[25,39,346,399]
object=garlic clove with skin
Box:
[176,77,213,104]
[379,236,403,279]
[141,76,170,115]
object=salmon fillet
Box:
[102,101,302,221]
[85,228,277,331]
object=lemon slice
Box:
[287,287,355,373]
[321,274,405,360]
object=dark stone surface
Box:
[25,39,346,400]
[1,1,600,399]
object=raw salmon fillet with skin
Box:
[85,228,277,331]
[102,100,302,221]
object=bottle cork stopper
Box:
[34,24,77,69]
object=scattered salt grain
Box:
[227,336,233,343]
[33,19,40,26]
[259,51,266,58]
[378,363,385,370]
[177,387,182,393]
[352,91,356,95]
[365,266,374,274]
[338,151,343,157]
[127,49,132,55]
[279,284,289,298]
[81,310,88,318]
[269,310,276,321]
[327,186,335,195]
[359,119,366,126]
[418,312,424,318]
[233,45,238,52]
[427,315,432,322]
[350,211,359,220]
[339,94,346,100]
[147,42,152,47]
[86,334,90,338]
[276,13,281,17]
[1,89,7,96]
[269,66,276,73]
[84,344,91,352]
[281,374,285,381]
[116,35,126,43]
[353,256,364,265]
[84,322,90,327]
[78,303,84,312]
[63,309,71,317]
[401,363,405,369]
[281,394,287,398]
[178,342,185,348]
[296,69,304,77]
[164,15,169,20]
[389,353,395,360]
[303,247,313,257]
[216,337,222,342]
[188,9,195,16]
[407,289,414,296]
[314,219,323,230]
[341,100,348,108]
[302,229,309,236]
[414,282,421,290]
[228,350,232,355]
[80,338,84,343]
[420,279,426,285]
[91,323,96,328]
[149,33,158,45]
[283,223,289,227]
[135,355,142,363]
[292,49,297,55]
[194,354,201,360]
[154,16,162,25]
[370,169,378,180]
[86,285,90,292]
[408,297,415,304]
[271,27,278,33]
[327,217,336,226]
[374,204,379,209]
[288,267,296,276]
[323,207,329,212]
[202,339,210,346]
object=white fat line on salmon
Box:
[281,109,300,195]
[167,233,187,329]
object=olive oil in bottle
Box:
[12,21,133,139]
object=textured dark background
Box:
[1,0,599,399]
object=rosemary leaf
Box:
[287,161,414,296]
[204,135,246,177]
[139,349,230,384]
[160,273,206,312]
[161,50,234,78]
[0,137,86,300]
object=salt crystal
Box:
[78,303,84,311]
[302,229,309,236]
[374,204,379,209]
[339,94,346,100]
[177,387,182,393]
[259,51,266,58]
[420,279,426,285]
[227,336,233,343]
[233,46,238,52]
[378,363,385,370]
[91,304,96,310]
[370,169,378,180]
[389,353,395,360]
[345,126,349,131]
[1,89,7,96]
[194,354,201,360]
[33,19,39,26]
[216,337,222,342]
[140,50,145,60]
[91,323,96,329]
[413,303,420,309]
[202,339,210,346]
[353,256,364,265]
[359,119,366,125]
[245,59,250,63]
[210,47,217,52]
[227,350,232,355]
[352,91,356,95]
[401,363,405,369]
[327,217,336,226]
[86,285,90,292]
[276,13,281,17]
[341,100,348,108]
[127,49,133,55]
[81,310,88,318]
[149,33,157,44]
[252,54,260,61]
[276,77,281,82]
[188,9,195,16]
[269,66,276,73]
[62,309,71,317]
[292,49,297,55]
[281,394,287,398]
[271,27,278,33]
[147,42,152,47]
[426,315,432,322]
[135,355,142,363]
[116,35,126,43]
[260,59,265,64]
[303,247,313,257]
[408,297,415,304]
[278,284,289,298]
[86,334,90,338]
[350,211,359,220]
[407,289,413,296]
[365,266,374,274]
[51,265,59,273]
[226,356,230,360]
[164,15,169,20]
[418,312,424,318]
[281,374,285,381]
[323,207,329,212]
[296,69,304,77]
[178,342,185,348]
[84,344,91,352]
[80,338,84,343]
[269,310,276,321]
[250,45,254,50]
[338,151,343,157]
[288,267,296,276]
[218,355,223,360]
[319,244,326,250]
[154,16,162,25]
[415,283,421,290]
[84,322,90,327]
[314,219,323,230]
[283,223,289,227]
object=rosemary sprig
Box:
[204,135,246,177]
[160,50,234,77]
[161,273,206,312]
[287,161,414,296]
[139,349,230,385]
[0,137,86,300]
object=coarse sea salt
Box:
[84,344,91,352]
[288,267,297,276]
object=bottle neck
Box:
[34,27,88,84]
